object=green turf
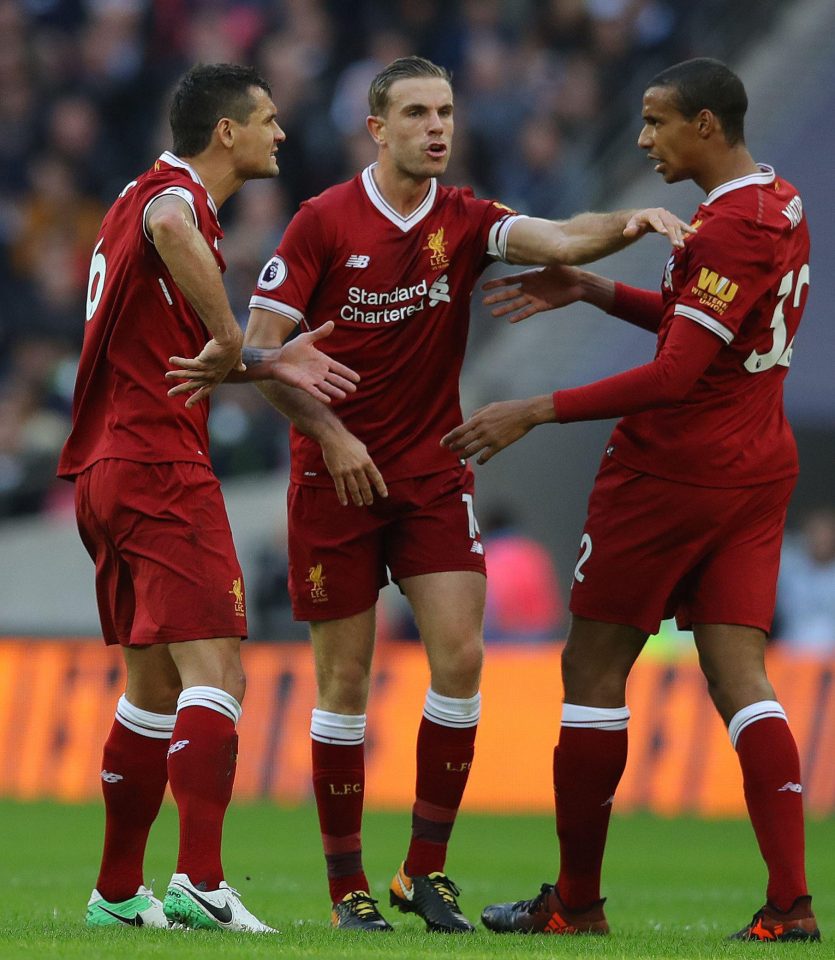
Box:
[1,800,832,958]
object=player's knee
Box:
[224,669,246,704]
[428,638,482,695]
[561,640,595,690]
[128,681,181,715]
[703,671,775,725]
[316,660,370,712]
[561,642,626,704]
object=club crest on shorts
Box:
[307,563,328,603]
[229,577,245,616]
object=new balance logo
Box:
[168,739,190,757]
[345,255,370,268]
[470,540,484,555]
[428,273,450,306]
[777,781,803,793]
[100,771,124,783]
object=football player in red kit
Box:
[59,63,357,933]
[196,55,691,934]
[443,57,819,942]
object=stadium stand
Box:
[0,0,832,641]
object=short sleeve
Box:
[142,186,197,243]
[249,201,328,324]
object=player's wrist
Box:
[311,416,349,446]
[577,271,613,309]
[528,394,557,426]
[213,326,243,350]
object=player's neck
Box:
[182,155,242,210]
[697,146,759,195]
[371,163,432,217]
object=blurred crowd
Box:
[0,0,785,520]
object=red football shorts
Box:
[74,459,247,646]
[569,455,795,635]
[287,465,486,621]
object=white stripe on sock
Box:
[115,694,175,739]
[422,688,481,728]
[177,686,242,725]
[561,703,630,731]
[728,700,787,749]
[310,709,366,744]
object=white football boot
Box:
[163,873,277,932]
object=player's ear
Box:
[367,114,384,145]
[696,109,715,139]
[216,117,236,149]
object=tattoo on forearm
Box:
[241,345,282,366]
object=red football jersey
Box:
[249,164,522,484]
[58,152,225,478]
[610,166,810,487]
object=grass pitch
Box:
[1,800,832,959]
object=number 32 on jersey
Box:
[744,264,809,373]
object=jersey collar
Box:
[158,151,219,217]
[703,163,775,205]
[361,163,437,232]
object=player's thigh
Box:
[107,461,247,645]
[399,570,485,697]
[310,607,377,713]
[685,478,795,634]
[569,457,720,635]
[287,482,387,621]
[562,615,647,706]
[386,467,486,582]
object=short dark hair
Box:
[368,56,451,116]
[648,58,748,146]
[170,63,272,157]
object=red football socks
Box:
[554,705,630,910]
[95,699,173,902]
[731,703,808,911]
[405,718,477,875]
[311,710,368,903]
[166,687,242,891]
[404,689,480,877]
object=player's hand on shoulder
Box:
[482,265,585,322]
[320,427,387,507]
[273,321,360,403]
[623,208,695,248]
[166,335,245,408]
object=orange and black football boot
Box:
[731,896,820,942]
[481,883,609,935]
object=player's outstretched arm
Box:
[504,208,693,266]
[147,195,244,406]
[482,265,615,323]
[442,315,724,464]
[167,321,360,405]
[441,397,554,465]
[242,306,386,505]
